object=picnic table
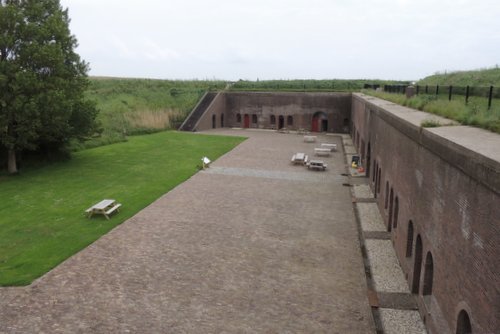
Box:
[304,135,317,143]
[291,152,309,165]
[320,143,338,152]
[307,160,327,171]
[86,199,121,220]
[314,147,331,156]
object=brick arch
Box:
[412,234,423,294]
[456,309,472,334]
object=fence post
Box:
[465,85,470,105]
[488,86,493,109]
[449,85,453,101]
[436,85,439,96]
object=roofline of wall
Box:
[352,93,500,195]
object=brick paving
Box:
[0,129,375,333]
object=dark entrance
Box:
[278,115,285,129]
[220,114,224,127]
[412,235,423,294]
[244,114,250,128]
[366,142,371,179]
[312,112,328,132]
[212,114,216,129]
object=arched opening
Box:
[412,235,423,294]
[252,114,257,126]
[423,252,434,296]
[343,118,350,133]
[385,181,389,209]
[311,111,328,132]
[270,115,276,128]
[236,113,241,123]
[243,114,250,128]
[388,187,394,232]
[287,115,293,127]
[278,115,285,129]
[393,196,399,228]
[366,142,371,179]
[373,161,377,183]
[456,310,472,334]
[220,114,224,127]
[406,220,414,257]
[212,114,216,129]
[377,167,381,195]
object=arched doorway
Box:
[406,220,414,257]
[243,114,250,128]
[220,114,224,127]
[388,187,394,232]
[278,115,285,129]
[312,111,328,132]
[423,252,434,296]
[270,115,276,128]
[366,142,371,179]
[456,310,472,334]
[412,235,423,294]
[212,114,216,129]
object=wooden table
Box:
[307,160,327,171]
[291,152,309,165]
[314,147,331,156]
[320,143,338,152]
[86,199,121,220]
[303,135,317,143]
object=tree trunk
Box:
[8,149,18,174]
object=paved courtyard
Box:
[0,129,376,333]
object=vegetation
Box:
[230,79,409,92]
[76,78,226,151]
[0,0,98,173]
[363,90,500,134]
[0,131,245,286]
[418,66,500,86]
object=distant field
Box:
[230,79,409,92]
[79,78,226,150]
[0,131,245,286]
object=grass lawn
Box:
[0,131,245,286]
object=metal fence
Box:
[364,84,500,109]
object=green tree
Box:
[0,0,98,173]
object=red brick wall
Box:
[352,94,500,334]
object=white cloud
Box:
[60,0,500,80]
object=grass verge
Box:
[362,90,500,134]
[0,131,245,286]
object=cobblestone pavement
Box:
[0,129,376,333]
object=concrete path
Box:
[0,129,375,333]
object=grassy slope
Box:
[79,78,226,149]
[417,67,500,86]
[0,131,245,286]
[230,79,409,91]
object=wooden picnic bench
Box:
[307,160,327,171]
[86,199,122,220]
[304,135,317,143]
[291,152,309,165]
[320,143,337,152]
[314,147,331,156]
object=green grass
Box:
[362,90,500,134]
[418,66,500,86]
[78,78,226,150]
[0,131,245,286]
[230,79,409,92]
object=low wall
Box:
[195,91,351,133]
[351,93,499,334]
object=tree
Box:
[0,0,98,173]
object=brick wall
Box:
[352,94,500,334]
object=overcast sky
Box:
[59,0,500,81]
